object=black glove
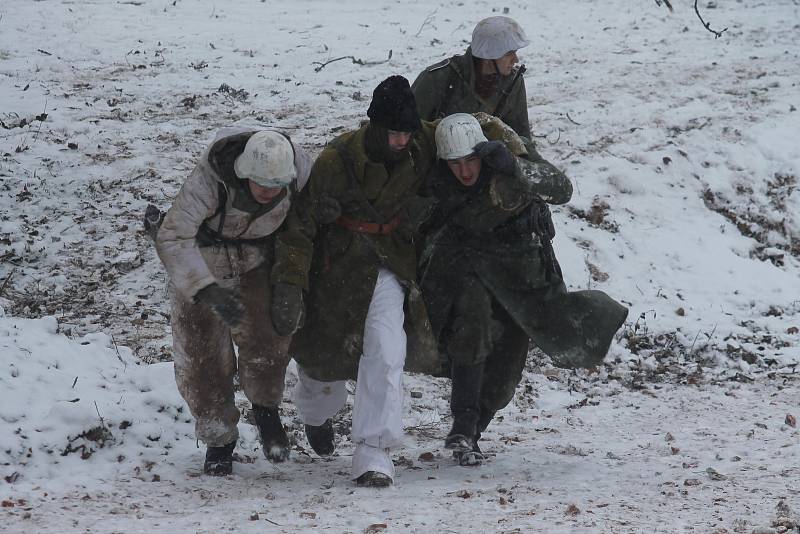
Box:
[314,195,341,224]
[271,282,305,337]
[474,140,517,175]
[143,204,164,241]
[195,283,246,328]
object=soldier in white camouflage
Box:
[153,129,311,476]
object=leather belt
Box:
[335,215,400,235]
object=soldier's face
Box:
[387,130,413,152]
[495,50,519,76]
[447,155,482,186]
[248,180,284,204]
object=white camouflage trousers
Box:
[294,268,406,481]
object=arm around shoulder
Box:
[271,148,342,289]
[517,148,573,205]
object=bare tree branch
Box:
[694,0,728,39]
[312,50,393,73]
[415,9,437,37]
[656,0,728,39]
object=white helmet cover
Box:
[233,130,296,187]
[471,16,530,60]
[435,113,489,160]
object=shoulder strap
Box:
[214,181,228,236]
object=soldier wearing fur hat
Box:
[412,16,533,140]
[270,75,441,488]
[153,128,312,476]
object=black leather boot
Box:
[204,440,236,475]
[252,405,290,463]
[444,362,485,453]
[305,418,335,456]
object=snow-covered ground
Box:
[1,0,798,532]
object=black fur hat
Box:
[366,75,421,132]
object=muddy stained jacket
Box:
[420,146,629,369]
[156,128,312,298]
[412,47,531,140]
[271,122,441,381]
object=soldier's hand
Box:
[474,140,516,175]
[271,282,305,337]
[143,204,164,242]
[195,283,246,328]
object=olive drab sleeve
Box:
[474,112,528,157]
[271,148,343,290]
[473,112,571,205]
[271,173,319,290]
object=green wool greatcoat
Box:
[420,146,628,375]
[271,123,441,381]
[412,47,531,139]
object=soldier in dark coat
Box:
[420,114,628,465]
[412,16,532,140]
[270,76,441,488]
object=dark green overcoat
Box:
[420,149,628,371]
[412,47,531,139]
[271,123,441,381]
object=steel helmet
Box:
[435,113,488,160]
[470,16,530,60]
[233,130,296,187]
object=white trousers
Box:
[294,268,406,480]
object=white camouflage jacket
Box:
[156,127,312,298]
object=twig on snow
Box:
[32,100,47,142]
[565,112,581,126]
[258,515,282,526]
[654,0,674,12]
[694,0,728,39]
[110,334,128,370]
[0,267,16,298]
[688,329,702,354]
[94,401,107,428]
[656,0,727,39]
[312,50,393,73]
[415,9,437,37]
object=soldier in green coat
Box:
[412,16,532,140]
[270,76,440,488]
[420,114,628,465]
